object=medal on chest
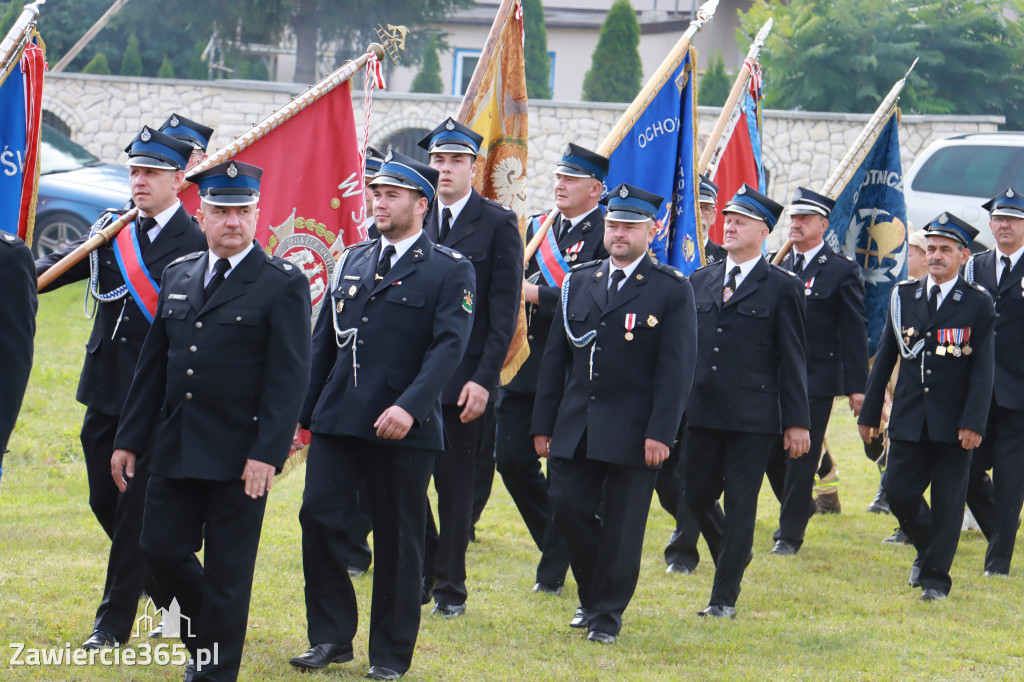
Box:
[624,313,636,341]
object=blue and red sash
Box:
[112,222,160,323]
[533,213,572,288]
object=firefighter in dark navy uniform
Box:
[859,212,995,600]
[418,117,524,616]
[0,232,36,471]
[532,183,697,644]
[699,174,726,264]
[962,187,1024,576]
[766,187,868,556]
[496,142,609,595]
[113,160,312,680]
[291,151,475,681]
[684,184,811,619]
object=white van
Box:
[904,132,1024,251]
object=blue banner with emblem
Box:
[0,61,29,236]
[604,48,701,274]
[825,113,908,356]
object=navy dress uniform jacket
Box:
[0,233,37,454]
[505,207,607,394]
[115,244,312,479]
[300,233,476,451]
[531,255,697,466]
[969,250,1024,410]
[35,205,208,415]
[860,277,995,443]
[779,246,868,397]
[686,258,811,434]
[425,189,523,401]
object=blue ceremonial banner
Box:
[0,63,29,236]
[825,113,908,356]
[604,48,701,274]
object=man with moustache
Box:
[532,183,696,644]
[291,150,475,680]
[962,188,1024,575]
[113,160,312,680]
[496,142,608,596]
[418,117,523,617]
[767,187,868,556]
[35,126,208,649]
[685,184,811,618]
[859,213,994,600]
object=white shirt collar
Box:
[723,254,761,288]
[439,191,472,230]
[608,252,646,287]
[793,241,825,263]
[206,241,254,283]
[144,200,181,241]
[996,243,1024,271]
[925,275,957,308]
[381,230,423,265]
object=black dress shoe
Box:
[587,630,616,644]
[984,569,1008,577]
[430,603,466,618]
[366,665,402,680]
[665,563,694,575]
[420,576,436,606]
[867,483,890,514]
[697,604,736,618]
[908,557,922,588]
[532,582,562,595]
[183,659,197,682]
[569,606,589,628]
[883,527,910,545]
[81,629,119,650]
[289,643,354,669]
[771,540,798,556]
[920,588,946,601]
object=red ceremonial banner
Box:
[709,115,758,245]
[180,81,365,322]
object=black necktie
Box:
[607,269,626,305]
[998,255,1012,288]
[138,217,156,252]
[793,253,805,276]
[560,218,572,241]
[723,265,741,302]
[376,244,396,280]
[439,207,453,243]
[205,258,231,303]
[928,284,941,318]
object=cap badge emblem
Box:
[619,186,629,199]
[226,162,238,178]
[384,149,393,163]
[445,120,455,131]
[737,185,747,195]
[170,115,179,127]
[1008,188,1015,198]
[564,144,572,157]
[939,213,948,224]
[140,129,151,142]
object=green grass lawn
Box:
[1,283,1022,680]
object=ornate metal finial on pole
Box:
[752,17,772,53]
[690,0,719,35]
[0,0,45,84]
[372,24,410,65]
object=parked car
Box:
[904,132,1024,251]
[33,123,129,258]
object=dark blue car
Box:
[34,123,129,258]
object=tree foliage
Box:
[157,55,175,79]
[523,0,551,100]
[699,52,731,107]
[582,0,642,103]
[39,0,472,84]
[82,52,110,75]
[120,33,143,76]
[0,0,20,37]
[739,0,1024,128]
[410,34,443,94]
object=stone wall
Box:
[44,73,1002,218]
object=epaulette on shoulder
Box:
[346,239,375,252]
[572,258,602,271]
[897,278,917,286]
[771,263,800,278]
[168,251,204,267]
[433,243,464,260]
[0,232,21,247]
[651,261,685,279]
[841,253,855,263]
[482,196,512,211]
[970,281,987,293]
[265,254,301,275]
